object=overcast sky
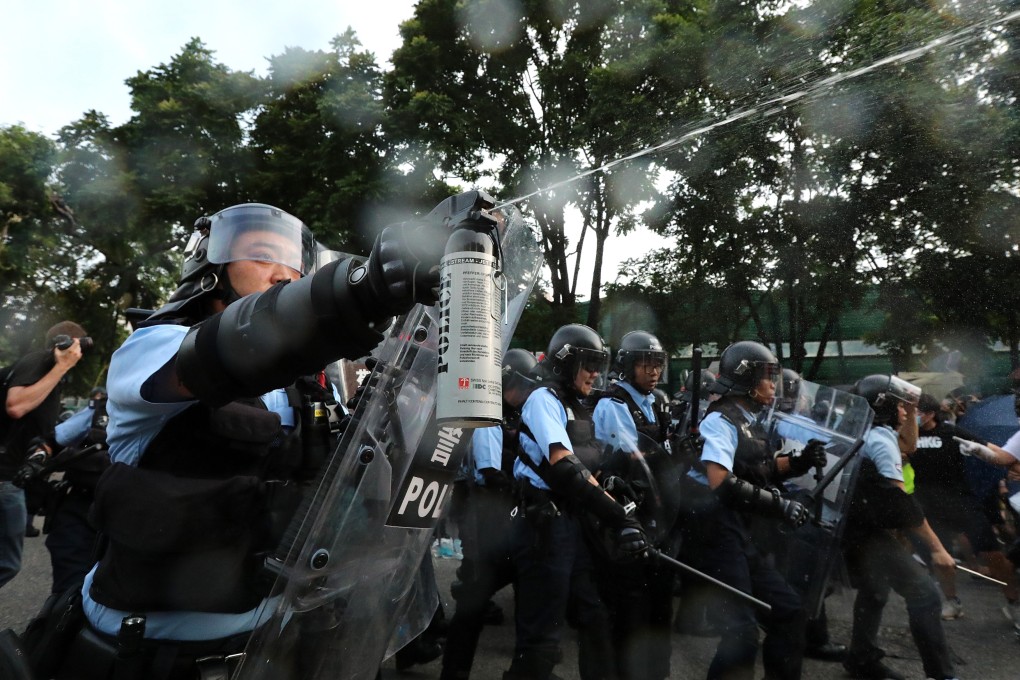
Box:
[0,0,666,296]
[0,1,417,135]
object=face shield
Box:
[571,347,608,374]
[629,350,667,374]
[884,375,921,406]
[206,204,316,276]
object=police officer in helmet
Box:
[592,330,675,680]
[68,202,448,680]
[680,340,822,680]
[841,375,956,680]
[441,348,539,680]
[507,324,645,680]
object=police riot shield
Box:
[629,432,686,554]
[235,205,542,680]
[765,381,874,618]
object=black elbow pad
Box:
[715,473,782,517]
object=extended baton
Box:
[649,548,772,612]
[955,563,1008,587]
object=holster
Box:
[58,623,248,680]
[517,482,560,555]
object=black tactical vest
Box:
[704,398,776,489]
[602,383,668,445]
[89,379,333,614]
[519,384,602,472]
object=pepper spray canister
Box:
[436,191,504,428]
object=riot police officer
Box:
[42,386,111,594]
[441,348,539,680]
[592,330,676,680]
[506,324,646,680]
[680,341,821,680]
[60,202,448,680]
[842,375,956,680]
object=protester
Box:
[0,321,87,590]
[910,392,1019,623]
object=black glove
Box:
[779,497,810,528]
[614,518,649,560]
[786,439,827,476]
[479,467,512,490]
[357,218,450,319]
[601,475,639,505]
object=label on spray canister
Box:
[436,250,502,427]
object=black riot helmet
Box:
[778,368,801,413]
[542,324,610,387]
[614,330,666,387]
[709,341,781,400]
[852,374,921,427]
[153,203,316,320]
[683,369,716,397]
[502,348,539,393]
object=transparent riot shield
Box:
[764,381,874,618]
[235,205,542,680]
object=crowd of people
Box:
[0,198,1019,680]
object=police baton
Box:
[647,548,772,612]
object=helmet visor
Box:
[629,350,667,374]
[574,347,610,376]
[207,204,316,276]
[887,375,921,405]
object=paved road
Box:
[2,518,1018,679]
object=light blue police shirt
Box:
[82,323,295,641]
[593,380,656,454]
[687,405,757,486]
[862,425,904,482]
[514,387,574,491]
[54,405,93,448]
[472,425,503,485]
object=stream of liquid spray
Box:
[497,9,1020,210]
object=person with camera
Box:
[0,321,88,590]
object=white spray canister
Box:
[436,213,503,428]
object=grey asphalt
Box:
[2,517,1018,679]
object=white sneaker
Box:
[941,597,964,620]
[1002,601,1020,630]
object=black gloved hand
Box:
[601,475,639,505]
[779,497,810,528]
[787,439,827,476]
[479,467,512,490]
[614,518,649,560]
[357,218,450,319]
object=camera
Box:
[50,335,93,352]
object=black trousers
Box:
[681,504,805,680]
[596,556,674,680]
[843,528,954,679]
[45,490,99,594]
[441,484,516,680]
[506,510,615,680]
